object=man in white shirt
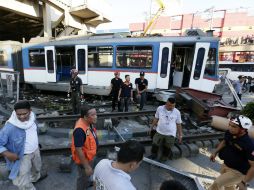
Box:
[93,140,145,190]
[149,97,182,161]
[0,100,44,190]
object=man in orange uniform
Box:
[71,105,98,190]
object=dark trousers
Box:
[137,92,146,110]
[71,92,81,114]
[76,165,90,190]
[112,92,120,111]
[250,85,254,93]
[230,93,242,107]
[151,132,175,159]
[120,97,130,112]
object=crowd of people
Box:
[67,69,149,114]
[0,69,254,190]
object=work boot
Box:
[149,144,159,160]
[162,146,172,160]
[159,156,168,162]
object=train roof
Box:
[23,33,219,48]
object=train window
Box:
[0,50,7,66]
[204,48,217,77]
[77,49,86,73]
[193,48,205,80]
[116,45,152,68]
[88,46,113,68]
[46,50,54,73]
[29,49,45,67]
[160,47,169,78]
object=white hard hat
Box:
[231,115,253,130]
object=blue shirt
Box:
[0,122,26,180]
[233,80,243,94]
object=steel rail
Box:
[0,132,224,161]
[39,132,224,156]
[182,132,224,142]
[36,110,156,122]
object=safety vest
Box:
[71,118,97,164]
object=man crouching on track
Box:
[149,97,183,162]
[0,100,43,190]
[209,115,254,190]
[71,105,98,190]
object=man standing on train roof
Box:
[71,105,98,190]
[0,100,46,190]
[135,71,148,111]
[110,71,123,112]
[149,97,182,162]
[209,115,254,190]
[68,69,84,114]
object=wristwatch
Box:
[241,180,249,187]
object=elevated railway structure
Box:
[0,0,112,41]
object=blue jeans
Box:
[137,92,146,110]
[120,97,130,112]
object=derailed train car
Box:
[0,31,220,95]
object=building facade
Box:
[129,9,254,45]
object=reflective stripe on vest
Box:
[71,118,97,164]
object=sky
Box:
[96,0,254,30]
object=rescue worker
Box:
[149,97,182,162]
[209,115,254,190]
[118,75,133,112]
[135,71,148,111]
[110,71,123,112]
[67,69,84,114]
[0,100,45,190]
[93,140,145,190]
[71,105,98,190]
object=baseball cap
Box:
[140,71,145,76]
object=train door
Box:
[156,43,173,89]
[75,45,88,84]
[172,45,195,88]
[45,46,56,82]
[189,43,210,90]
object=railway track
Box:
[36,110,156,122]
[39,132,223,157]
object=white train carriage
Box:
[2,33,220,96]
